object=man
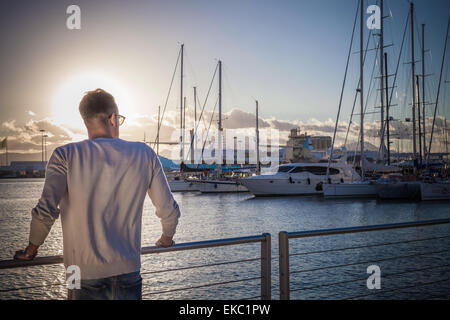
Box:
[14,88,181,300]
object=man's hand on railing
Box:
[13,242,39,261]
[155,234,175,248]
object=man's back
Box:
[29,138,180,280]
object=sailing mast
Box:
[256,100,261,174]
[422,24,427,160]
[359,0,365,179]
[410,3,418,167]
[180,43,184,163]
[217,60,223,176]
[193,86,197,163]
[379,0,386,162]
[157,105,160,155]
[384,53,391,165]
[416,75,422,164]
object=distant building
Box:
[0,161,47,178]
[310,136,332,151]
[285,128,331,163]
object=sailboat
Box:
[323,0,406,198]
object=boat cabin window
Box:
[290,166,340,175]
[277,166,294,173]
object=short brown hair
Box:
[79,88,117,123]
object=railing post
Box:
[260,233,271,300]
[279,231,290,300]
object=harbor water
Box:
[1,178,450,299]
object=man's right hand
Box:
[14,242,39,261]
[155,234,175,248]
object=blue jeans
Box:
[67,271,142,300]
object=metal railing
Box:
[0,233,271,300]
[279,218,450,300]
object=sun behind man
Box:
[14,88,181,300]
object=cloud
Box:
[2,108,448,157]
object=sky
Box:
[0,0,449,161]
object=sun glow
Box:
[52,72,136,128]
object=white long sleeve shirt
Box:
[29,138,180,279]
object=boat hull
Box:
[240,178,323,196]
[376,182,421,200]
[192,181,248,193]
[168,180,200,192]
[323,183,378,198]
[420,183,450,200]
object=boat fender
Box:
[307,178,311,185]
[316,182,323,191]
[289,176,294,184]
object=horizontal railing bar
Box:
[242,295,262,300]
[289,248,450,274]
[345,277,450,300]
[140,257,260,275]
[285,218,450,239]
[0,235,265,270]
[142,276,261,296]
[141,235,265,255]
[289,234,450,257]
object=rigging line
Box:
[184,63,219,162]
[344,27,374,148]
[427,16,450,162]
[326,0,359,179]
[200,95,219,162]
[352,45,380,167]
[153,47,181,148]
[376,9,410,158]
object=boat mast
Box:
[359,0,365,179]
[379,0,386,163]
[193,86,197,163]
[157,105,160,155]
[180,43,184,163]
[410,3,418,166]
[218,60,223,175]
[416,75,422,164]
[384,53,391,165]
[256,100,261,174]
[422,24,427,160]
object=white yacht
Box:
[239,162,360,196]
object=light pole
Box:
[39,129,45,163]
[43,135,48,162]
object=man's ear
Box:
[108,114,116,127]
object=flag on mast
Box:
[0,138,6,149]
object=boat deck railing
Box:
[279,218,450,300]
[0,234,271,300]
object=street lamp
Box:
[43,135,48,162]
[39,129,45,163]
